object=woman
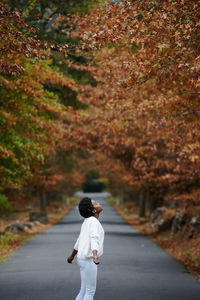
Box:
[67,197,104,300]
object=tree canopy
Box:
[65,0,200,205]
[1,0,200,213]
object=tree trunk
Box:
[39,187,47,218]
[120,188,124,209]
[61,189,66,207]
[146,187,156,214]
[149,196,157,214]
[139,187,146,218]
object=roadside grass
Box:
[0,231,37,263]
[105,196,200,282]
[0,233,13,249]
[0,196,80,263]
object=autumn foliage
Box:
[0,0,200,214]
[0,2,75,193]
[64,0,200,206]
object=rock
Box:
[22,222,34,228]
[39,216,48,224]
[150,207,175,232]
[23,226,32,233]
[171,209,187,235]
[158,218,174,232]
[5,221,36,233]
[190,216,200,226]
[188,216,200,238]
[150,207,166,227]
[29,211,42,222]
[29,212,48,224]
[5,223,25,233]
[23,226,29,233]
[34,220,41,226]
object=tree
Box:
[65,0,200,209]
[0,1,99,219]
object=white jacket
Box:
[74,216,104,260]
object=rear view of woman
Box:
[67,197,104,300]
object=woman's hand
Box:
[92,250,99,264]
[93,256,100,265]
[67,255,74,264]
[67,249,78,264]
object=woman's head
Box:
[78,197,95,218]
[78,197,103,218]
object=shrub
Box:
[0,194,11,214]
[0,233,13,249]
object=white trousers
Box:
[75,258,97,300]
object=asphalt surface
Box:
[0,192,200,300]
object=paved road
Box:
[0,193,200,300]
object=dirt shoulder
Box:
[0,203,73,263]
[109,200,200,282]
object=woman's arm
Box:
[67,235,79,263]
[90,220,100,264]
[92,249,100,265]
[67,249,78,263]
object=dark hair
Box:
[78,197,94,218]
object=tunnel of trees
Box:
[0,0,199,224]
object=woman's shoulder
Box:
[87,216,104,233]
[88,216,98,222]
[86,216,101,224]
